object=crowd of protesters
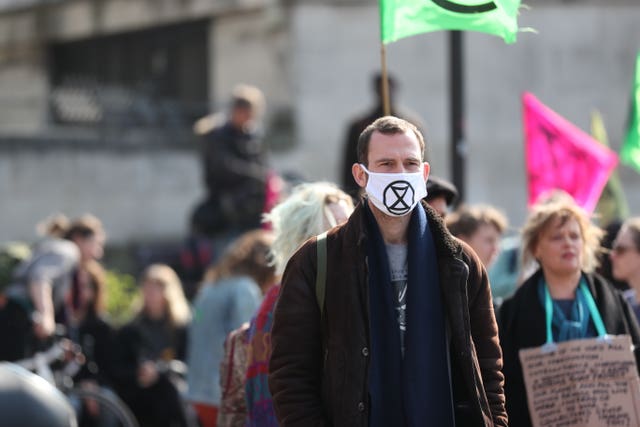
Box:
[2,82,640,427]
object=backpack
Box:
[0,242,31,291]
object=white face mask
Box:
[360,164,427,217]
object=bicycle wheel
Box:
[66,387,139,427]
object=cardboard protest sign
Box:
[519,335,640,427]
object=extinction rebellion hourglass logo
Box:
[431,0,497,13]
[382,181,415,216]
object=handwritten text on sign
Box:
[519,335,640,427]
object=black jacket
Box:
[113,315,188,427]
[200,121,268,231]
[73,313,117,386]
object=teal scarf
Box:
[537,275,607,343]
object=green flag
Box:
[621,52,640,173]
[592,110,629,227]
[379,0,521,44]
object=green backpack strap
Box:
[315,231,328,318]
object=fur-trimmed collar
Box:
[341,198,462,259]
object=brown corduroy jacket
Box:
[269,201,507,427]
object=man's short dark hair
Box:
[356,116,425,166]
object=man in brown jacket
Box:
[269,116,507,427]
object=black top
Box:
[113,314,187,394]
[112,314,189,427]
[68,312,117,386]
[0,298,33,361]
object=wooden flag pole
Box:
[380,43,391,116]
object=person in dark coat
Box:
[424,175,459,218]
[498,198,640,427]
[341,73,424,199]
[64,261,115,384]
[0,241,33,361]
[191,84,269,235]
[0,293,33,361]
[114,264,191,427]
[610,217,640,321]
[63,260,118,427]
[270,116,506,427]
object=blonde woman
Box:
[114,264,191,427]
[498,199,640,427]
[244,182,354,427]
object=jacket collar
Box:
[342,198,461,259]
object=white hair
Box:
[263,182,353,274]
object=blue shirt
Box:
[186,276,261,405]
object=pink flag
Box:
[523,93,619,212]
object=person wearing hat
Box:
[424,175,459,218]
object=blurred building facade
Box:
[1,0,639,244]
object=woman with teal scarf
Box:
[498,197,640,427]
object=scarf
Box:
[365,202,454,427]
[537,276,594,342]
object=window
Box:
[49,20,209,131]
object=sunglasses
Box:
[611,244,637,256]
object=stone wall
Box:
[0,142,203,243]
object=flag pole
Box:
[449,30,466,204]
[380,42,391,116]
